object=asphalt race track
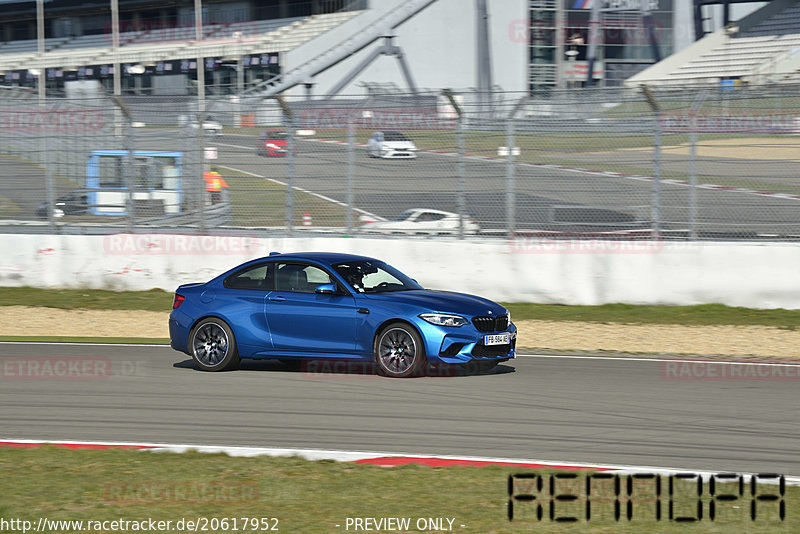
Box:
[1,342,798,476]
[5,129,800,237]
[206,132,800,236]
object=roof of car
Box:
[256,252,379,265]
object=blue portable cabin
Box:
[86,150,183,215]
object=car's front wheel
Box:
[190,318,240,371]
[374,322,426,378]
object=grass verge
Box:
[0,446,794,533]
[218,167,347,227]
[3,287,800,329]
[0,287,173,312]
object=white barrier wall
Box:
[3,233,800,309]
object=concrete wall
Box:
[3,234,800,309]
[285,0,528,96]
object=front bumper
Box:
[419,321,517,364]
[381,150,417,159]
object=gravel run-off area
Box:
[3,306,800,359]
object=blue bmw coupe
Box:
[169,252,516,377]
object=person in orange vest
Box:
[203,167,229,204]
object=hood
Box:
[366,289,505,317]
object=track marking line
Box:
[214,163,386,221]
[299,138,800,203]
[2,342,798,367]
[516,353,800,367]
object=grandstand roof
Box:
[628,0,800,86]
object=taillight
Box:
[172,294,185,309]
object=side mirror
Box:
[315,283,337,295]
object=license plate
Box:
[484,333,510,346]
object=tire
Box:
[190,318,240,371]
[374,322,426,378]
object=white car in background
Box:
[367,131,418,159]
[181,114,223,136]
[360,209,480,235]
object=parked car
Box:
[36,190,88,218]
[367,131,418,159]
[182,114,222,136]
[360,209,480,235]
[257,129,290,156]
[169,252,515,377]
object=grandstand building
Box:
[0,0,778,96]
[0,0,529,97]
[628,0,800,85]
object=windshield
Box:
[383,131,410,142]
[266,131,287,140]
[392,210,415,222]
[333,260,423,293]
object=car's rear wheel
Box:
[374,322,426,378]
[190,318,239,371]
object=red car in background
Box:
[257,129,291,156]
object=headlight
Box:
[419,313,468,327]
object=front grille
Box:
[472,343,513,358]
[440,343,466,358]
[472,315,508,333]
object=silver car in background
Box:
[360,209,480,235]
[367,131,418,159]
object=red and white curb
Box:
[2,439,797,486]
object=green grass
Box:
[0,287,173,312]
[0,194,21,217]
[217,167,348,227]
[506,302,800,329]
[0,446,794,533]
[3,287,800,329]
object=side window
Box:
[275,263,332,293]
[224,263,270,290]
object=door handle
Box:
[357,308,369,314]
[268,296,286,302]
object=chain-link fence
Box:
[2,84,800,240]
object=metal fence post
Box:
[641,86,661,237]
[287,116,296,237]
[505,97,527,239]
[653,109,662,236]
[41,97,56,233]
[346,114,355,235]
[443,89,465,239]
[272,95,296,237]
[195,107,207,234]
[689,111,698,240]
[688,90,707,241]
[111,95,135,232]
[456,114,466,240]
[505,117,516,239]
